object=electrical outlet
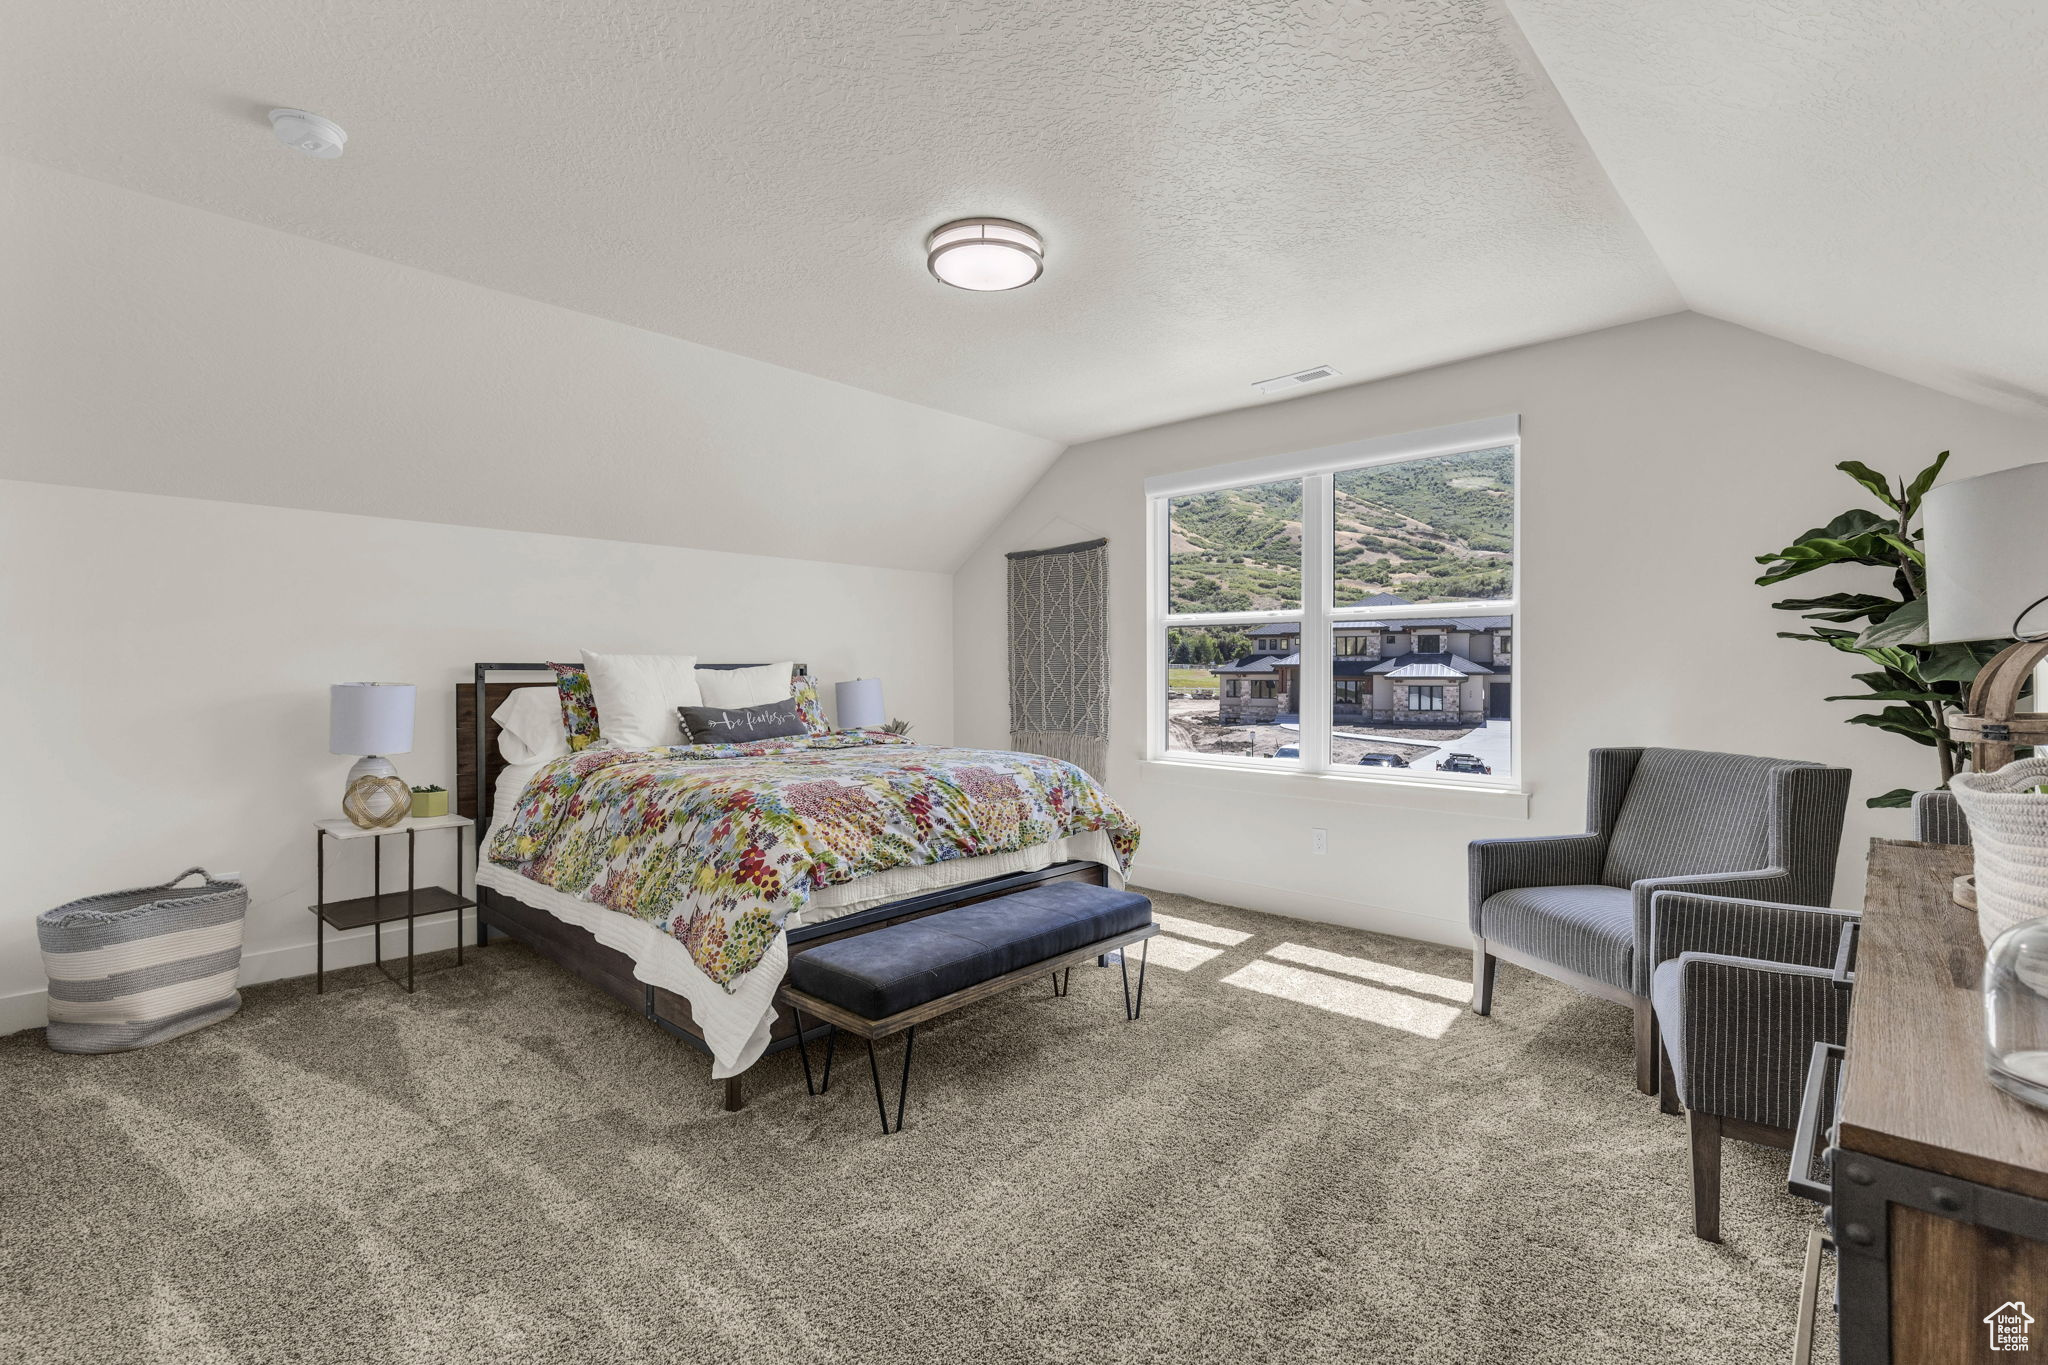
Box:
[1311,827,1327,855]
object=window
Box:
[1150,416,1517,786]
[1167,477,1301,613]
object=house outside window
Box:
[1150,415,1518,786]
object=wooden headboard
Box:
[455,662,810,826]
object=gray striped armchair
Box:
[1646,789,1969,1241]
[1468,748,1850,1095]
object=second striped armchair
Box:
[1648,788,1972,1240]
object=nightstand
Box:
[311,814,475,993]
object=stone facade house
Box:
[1214,596,1511,727]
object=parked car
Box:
[1272,744,1300,759]
[1436,752,1492,775]
[1358,753,1409,768]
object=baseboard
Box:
[0,872,1472,1038]
[0,917,472,1038]
[1129,864,1471,950]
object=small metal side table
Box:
[311,814,475,993]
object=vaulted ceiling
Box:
[0,1,1678,445]
[1509,0,2048,419]
[3,0,2043,562]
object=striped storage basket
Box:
[37,867,247,1054]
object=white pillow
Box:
[580,650,701,749]
[493,686,569,764]
[697,661,794,709]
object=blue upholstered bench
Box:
[776,882,1157,1133]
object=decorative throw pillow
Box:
[697,661,795,709]
[581,650,702,749]
[677,698,810,744]
[790,672,829,735]
[549,663,601,750]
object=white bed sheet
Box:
[478,756,1121,1077]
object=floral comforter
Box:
[487,733,1140,990]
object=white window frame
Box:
[1144,414,1521,793]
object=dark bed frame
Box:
[457,663,1110,1113]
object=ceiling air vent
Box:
[1252,366,1340,395]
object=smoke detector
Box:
[1252,366,1340,395]
[269,109,347,159]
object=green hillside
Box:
[1168,448,1513,612]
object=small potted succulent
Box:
[409,784,448,818]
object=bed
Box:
[455,662,1138,1111]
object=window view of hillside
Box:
[1332,446,1513,605]
[1163,448,1514,614]
[1167,477,1301,612]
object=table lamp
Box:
[1924,460,2048,772]
[835,677,885,731]
[330,682,416,828]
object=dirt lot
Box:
[1166,698,1474,764]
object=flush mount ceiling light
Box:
[269,108,347,159]
[926,218,1043,291]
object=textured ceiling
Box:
[0,0,1680,443]
[1509,0,2048,416]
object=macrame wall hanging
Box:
[1006,537,1110,777]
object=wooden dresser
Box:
[1830,839,2048,1361]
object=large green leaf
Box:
[1825,688,1952,704]
[1866,787,1918,809]
[1799,508,1893,544]
[1921,642,1995,684]
[1900,451,1951,514]
[1754,531,1900,585]
[1772,592,1900,623]
[1855,597,1928,648]
[1837,460,1901,510]
[1876,533,1926,566]
[1846,706,1942,746]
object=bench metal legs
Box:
[791,1007,837,1098]
[864,1028,916,1135]
[790,933,1154,1137]
[796,1006,911,1135]
[1119,936,1150,1020]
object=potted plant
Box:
[409,784,447,818]
[1756,451,2020,807]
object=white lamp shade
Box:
[1924,461,2048,644]
[835,678,886,730]
[329,682,416,756]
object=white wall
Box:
[0,480,953,1032]
[954,313,2048,945]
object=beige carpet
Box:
[0,891,1830,1364]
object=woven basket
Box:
[1952,757,2048,949]
[36,867,248,1054]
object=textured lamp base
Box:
[342,756,409,829]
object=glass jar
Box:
[1985,916,2048,1111]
